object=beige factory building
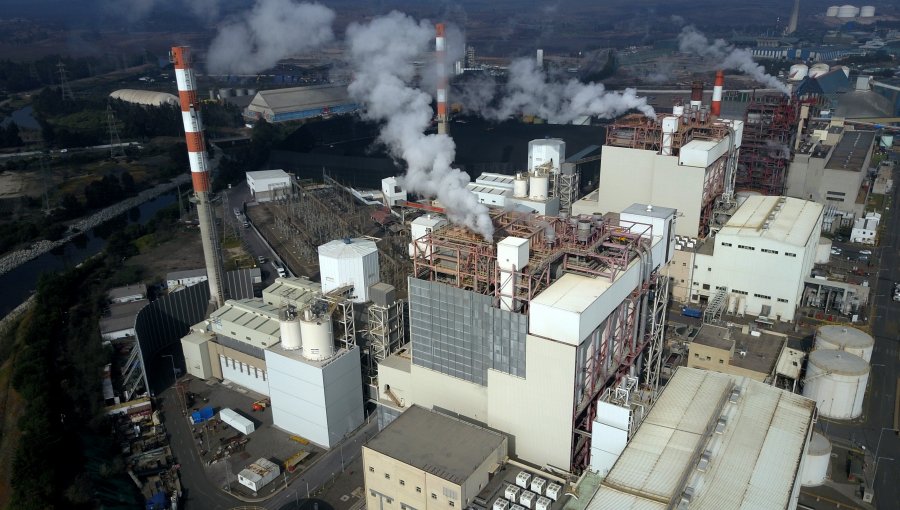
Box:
[687,325,788,382]
[363,405,508,510]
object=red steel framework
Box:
[736,94,803,195]
[411,210,661,472]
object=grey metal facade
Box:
[408,278,527,386]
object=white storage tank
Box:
[279,313,302,350]
[801,432,832,486]
[803,349,869,420]
[528,138,566,173]
[788,64,809,82]
[809,63,831,78]
[514,173,529,198]
[515,471,532,489]
[300,309,335,361]
[816,325,874,362]
[860,5,875,17]
[505,484,521,501]
[528,170,549,201]
[836,5,859,18]
[815,238,833,264]
[318,238,380,303]
[826,5,840,16]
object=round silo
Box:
[801,432,832,486]
[837,5,858,18]
[514,172,529,198]
[816,326,874,362]
[299,309,334,361]
[803,350,869,420]
[317,238,380,303]
[279,314,302,350]
[219,87,234,98]
[815,238,832,264]
[809,63,831,78]
[859,6,875,17]
[529,169,549,201]
[826,6,840,16]
[789,64,809,82]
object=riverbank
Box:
[0,173,189,277]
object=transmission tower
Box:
[57,62,74,101]
[106,104,125,158]
[39,154,51,215]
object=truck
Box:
[681,307,702,319]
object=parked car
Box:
[859,250,872,255]
[257,255,267,264]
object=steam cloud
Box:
[346,12,494,240]
[206,0,335,74]
[459,58,655,122]
[678,26,790,94]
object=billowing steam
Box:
[766,140,791,159]
[346,12,494,240]
[678,26,790,94]
[459,58,655,122]
[206,0,335,74]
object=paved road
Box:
[817,165,899,509]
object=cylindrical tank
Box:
[514,172,529,198]
[815,238,832,264]
[247,88,257,97]
[803,350,869,420]
[279,316,302,350]
[528,171,549,201]
[219,87,234,98]
[300,309,334,361]
[801,432,832,486]
[672,104,685,117]
[235,88,247,97]
[789,64,809,82]
[837,5,858,18]
[576,220,592,242]
[860,5,875,17]
[826,5,840,16]
[815,325,874,362]
[809,63,831,78]
[544,227,556,245]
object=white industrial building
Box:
[573,112,743,238]
[166,268,208,292]
[246,169,292,203]
[585,367,816,509]
[377,203,674,472]
[179,276,365,448]
[237,458,280,493]
[672,195,823,322]
[109,89,179,107]
[381,177,407,207]
[850,211,880,244]
[318,238,380,303]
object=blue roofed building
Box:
[244,84,359,123]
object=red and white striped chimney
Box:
[711,70,724,117]
[171,46,226,308]
[435,23,448,135]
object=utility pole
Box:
[106,104,125,158]
[57,61,74,101]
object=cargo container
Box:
[220,408,255,435]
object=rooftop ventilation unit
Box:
[515,472,532,490]
[493,499,510,510]
[535,497,552,510]
[715,416,728,434]
[697,450,712,472]
[729,387,742,403]
[505,485,521,501]
[530,478,547,495]
[545,483,562,501]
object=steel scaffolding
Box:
[736,94,802,195]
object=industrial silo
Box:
[218,87,234,99]
[299,308,334,361]
[815,238,832,264]
[514,172,529,198]
[279,312,303,350]
[801,432,832,486]
[788,64,809,81]
[529,169,550,201]
[826,6,840,16]
[815,325,874,362]
[836,5,859,18]
[317,238,380,303]
[528,138,566,173]
[809,63,831,78]
[860,6,875,17]
[803,349,869,420]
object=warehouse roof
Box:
[248,85,353,115]
[825,131,875,172]
[107,283,147,302]
[262,277,321,308]
[209,299,281,346]
[110,89,179,107]
[586,368,815,510]
[100,299,148,335]
[719,195,822,247]
[364,405,506,484]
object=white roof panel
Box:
[719,196,822,247]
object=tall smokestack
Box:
[690,80,704,110]
[536,49,544,70]
[711,70,724,117]
[171,46,226,309]
[786,0,800,35]
[435,23,448,135]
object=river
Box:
[0,192,177,317]
[1,105,40,130]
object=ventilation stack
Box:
[171,46,226,308]
[711,70,724,117]
[690,80,704,111]
[435,23,449,135]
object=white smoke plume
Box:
[678,26,790,94]
[206,0,335,75]
[765,140,791,159]
[468,58,655,122]
[346,12,494,240]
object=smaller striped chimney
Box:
[711,70,724,117]
[435,23,448,135]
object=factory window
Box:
[680,279,685,283]
[719,359,724,364]
[706,356,711,361]
[761,248,778,254]
[682,262,687,266]
[371,490,377,497]
[417,487,422,493]
[707,268,712,271]
[450,502,456,507]
[400,480,406,486]
[733,290,748,295]
[231,331,236,336]
[716,286,726,290]
[693,282,699,286]
[754,293,771,300]
[721,242,732,247]
[694,353,700,358]
[369,467,374,473]
[738,245,755,251]
[385,474,391,480]
[826,191,846,196]
[702,284,710,290]
[432,494,438,500]
[785,252,797,257]
[825,197,844,202]
[778,298,789,303]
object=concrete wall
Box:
[687,342,768,381]
[670,249,696,302]
[181,334,212,379]
[409,365,489,424]
[487,335,576,471]
[322,347,365,446]
[218,352,269,396]
[363,447,460,510]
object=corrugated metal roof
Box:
[110,89,178,107]
[248,85,352,115]
[210,299,281,339]
[719,196,822,247]
[589,368,815,510]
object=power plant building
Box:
[245,85,359,124]
[376,203,675,472]
[246,169,292,202]
[585,367,816,509]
